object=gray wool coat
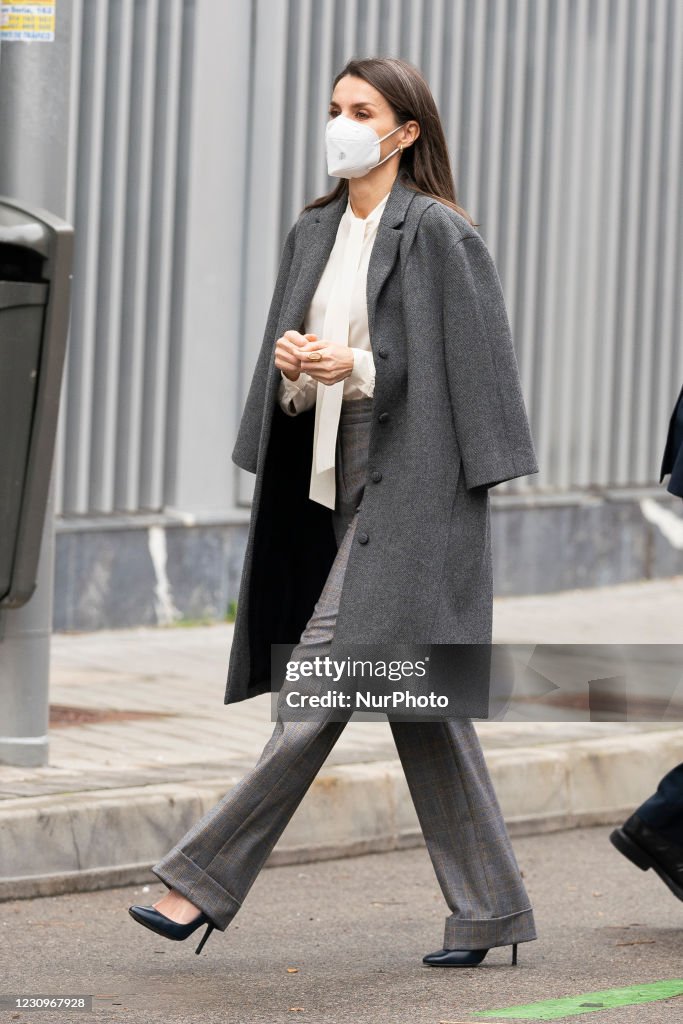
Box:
[225,169,539,705]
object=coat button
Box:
[378,411,390,423]
[357,531,369,544]
[370,470,382,482]
[378,346,388,358]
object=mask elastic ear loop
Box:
[378,120,408,168]
[378,121,407,143]
[375,143,403,169]
[375,122,407,168]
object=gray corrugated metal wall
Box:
[55,0,683,517]
[58,0,187,514]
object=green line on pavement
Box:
[471,979,683,1020]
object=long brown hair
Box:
[303,56,477,228]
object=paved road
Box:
[2,825,682,1023]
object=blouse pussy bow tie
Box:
[308,213,367,510]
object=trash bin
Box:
[0,197,73,608]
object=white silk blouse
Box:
[277,189,390,416]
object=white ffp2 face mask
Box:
[325,113,407,179]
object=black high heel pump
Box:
[128,903,216,954]
[422,942,518,967]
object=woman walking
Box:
[129,56,539,967]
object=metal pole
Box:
[0,467,55,766]
[0,1,74,765]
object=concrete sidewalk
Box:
[1,576,682,900]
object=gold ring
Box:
[304,351,323,361]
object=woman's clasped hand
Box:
[275,329,355,385]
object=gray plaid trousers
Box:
[151,395,537,950]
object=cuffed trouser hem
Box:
[151,849,242,932]
[443,906,537,950]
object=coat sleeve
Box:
[659,382,683,491]
[442,231,539,490]
[231,221,298,473]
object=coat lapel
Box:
[365,173,418,341]
[280,171,420,348]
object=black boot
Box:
[610,813,683,902]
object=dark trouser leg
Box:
[389,716,537,950]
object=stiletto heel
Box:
[195,921,215,954]
[423,941,520,967]
[128,902,217,953]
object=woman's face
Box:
[328,75,412,152]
